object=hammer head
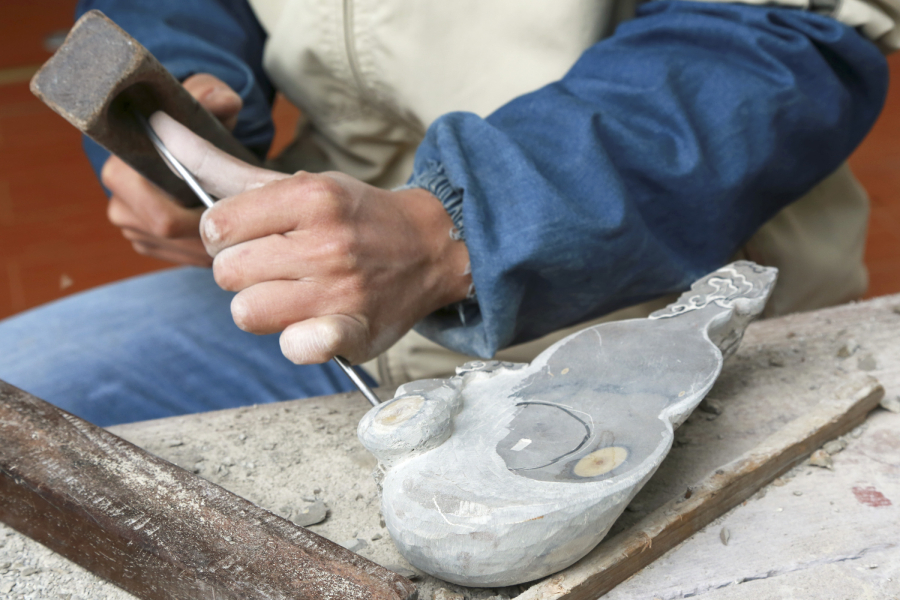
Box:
[30,10,258,207]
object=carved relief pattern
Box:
[649,262,773,320]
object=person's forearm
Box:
[411,0,889,358]
[75,0,275,178]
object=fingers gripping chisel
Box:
[136,111,382,407]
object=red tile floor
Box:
[0,1,301,319]
[0,3,898,320]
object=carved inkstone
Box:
[358,261,777,586]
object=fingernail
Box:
[280,328,312,364]
[281,322,339,364]
[202,214,221,244]
[231,296,251,331]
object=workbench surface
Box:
[2,294,900,599]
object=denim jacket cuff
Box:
[400,160,466,240]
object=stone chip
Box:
[384,564,420,581]
[823,439,846,455]
[880,395,900,413]
[433,588,466,600]
[808,449,833,469]
[836,339,859,358]
[338,538,368,553]
[290,500,329,527]
[857,353,877,371]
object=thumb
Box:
[149,111,287,199]
[280,315,370,365]
[183,73,242,131]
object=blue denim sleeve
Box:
[411,0,888,358]
[75,0,274,182]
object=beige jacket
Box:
[247,0,895,386]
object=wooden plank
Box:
[0,380,417,600]
[517,374,884,600]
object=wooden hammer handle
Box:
[0,380,417,600]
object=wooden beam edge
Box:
[0,381,418,600]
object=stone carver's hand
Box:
[102,74,242,266]
[150,112,472,365]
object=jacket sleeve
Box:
[410,0,889,358]
[75,0,274,180]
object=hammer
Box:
[30,10,383,405]
[30,10,259,208]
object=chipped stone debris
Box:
[807,423,867,470]
[822,439,847,455]
[808,449,834,470]
[698,398,723,418]
[857,353,878,372]
[385,564,420,581]
[339,538,368,553]
[880,395,900,413]
[837,339,860,358]
[282,499,329,527]
[434,588,467,600]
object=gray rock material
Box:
[823,439,847,455]
[434,589,466,600]
[290,500,329,527]
[359,262,777,586]
[808,449,834,469]
[880,395,900,413]
[857,353,878,371]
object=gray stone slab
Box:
[604,408,900,599]
[4,292,900,599]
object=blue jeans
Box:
[0,268,375,426]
